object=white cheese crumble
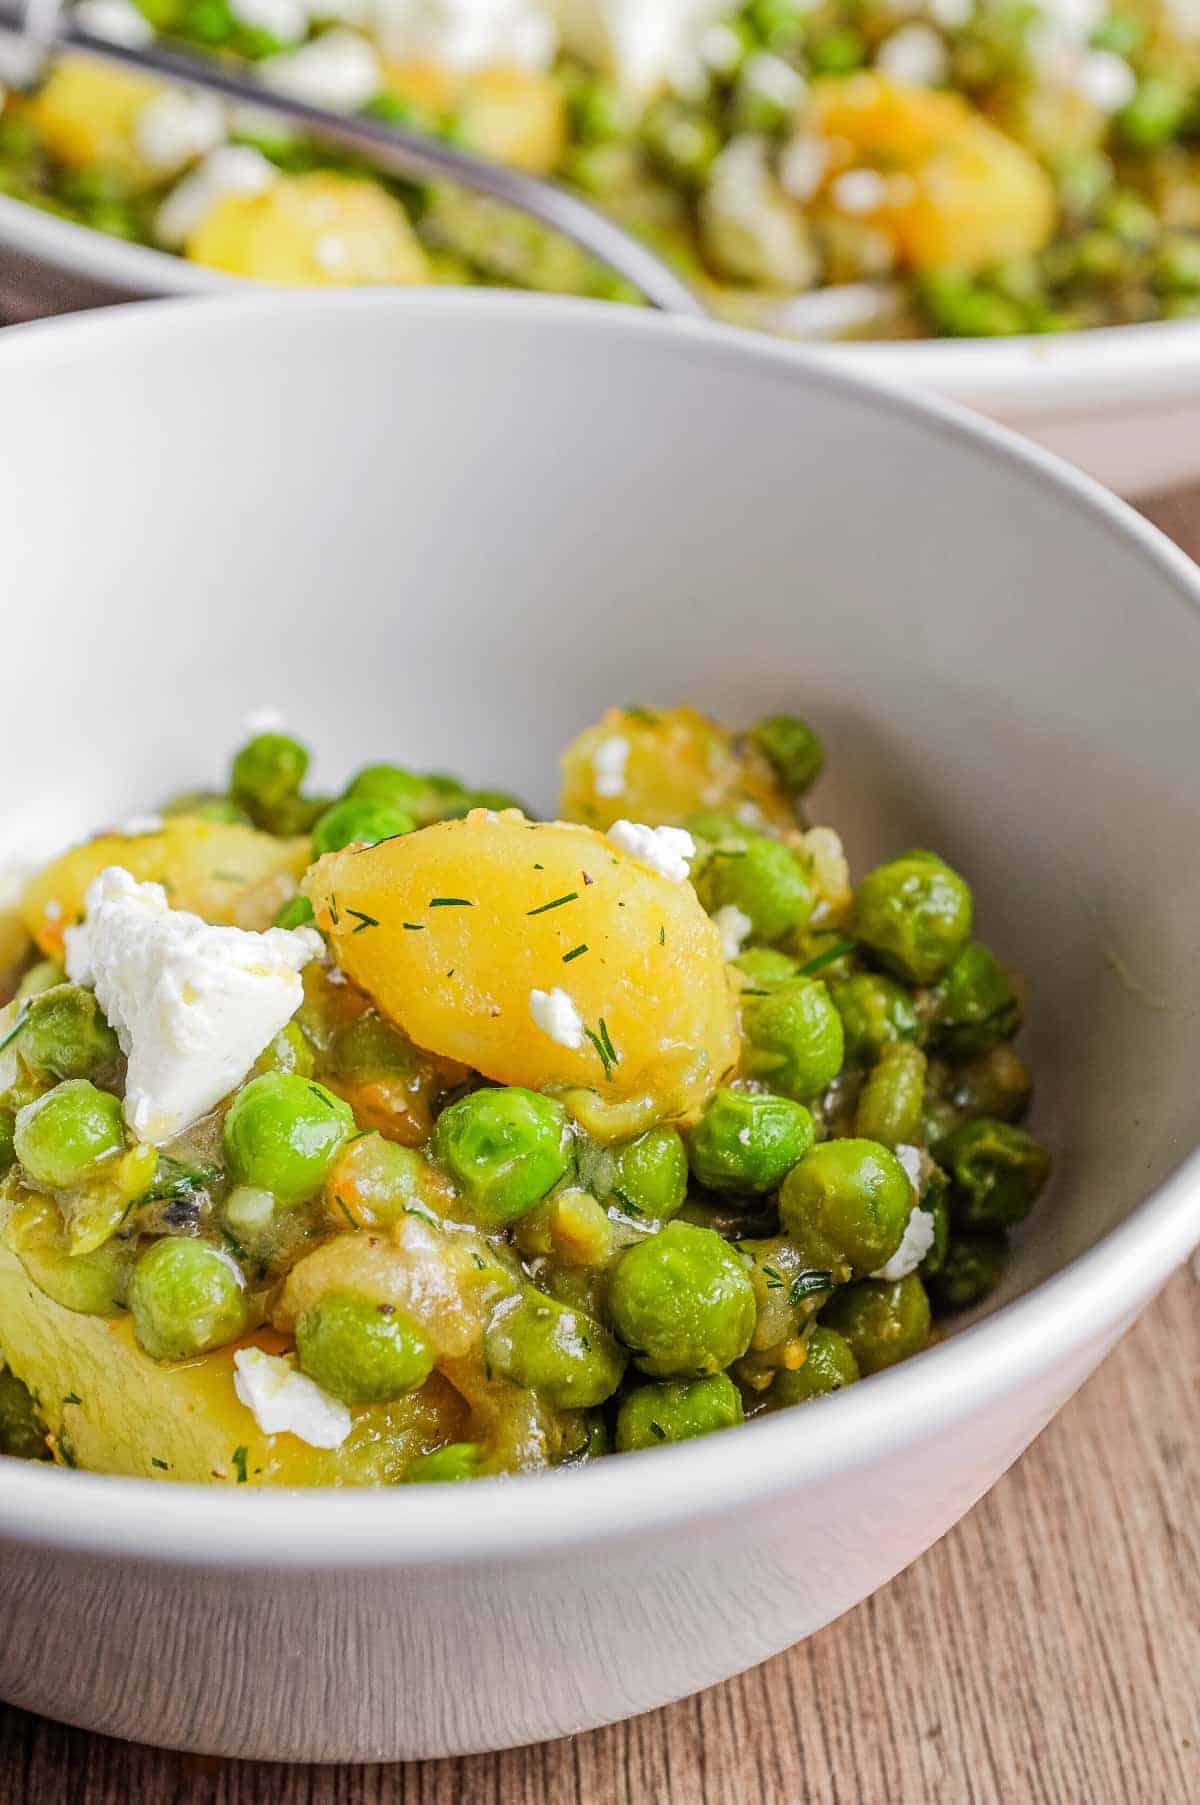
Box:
[113,814,165,838]
[233,1348,352,1449]
[245,703,288,734]
[871,1204,935,1281]
[551,0,731,97]
[1071,48,1136,112]
[592,734,630,798]
[742,50,804,110]
[927,0,972,25]
[259,28,383,111]
[156,145,277,247]
[229,0,310,45]
[713,902,752,960]
[64,867,322,1144]
[895,1142,923,1193]
[830,167,888,214]
[875,23,948,87]
[135,89,226,175]
[73,0,155,43]
[778,133,829,203]
[607,819,695,881]
[374,0,558,70]
[529,985,586,1048]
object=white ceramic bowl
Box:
[0,293,1198,1763]
[4,194,1200,497]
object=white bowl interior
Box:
[3,292,1200,1323]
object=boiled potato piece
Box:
[26,56,164,184]
[560,705,794,834]
[186,172,430,287]
[304,810,739,1124]
[457,66,568,175]
[810,75,1056,271]
[0,1243,464,1483]
[21,817,310,953]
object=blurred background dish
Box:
[0,0,1198,492]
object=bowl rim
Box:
[0,288,1197,1568]
[4,190,1200,408]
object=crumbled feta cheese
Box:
[871,1203,935,1281]
[895,1142,923,1192]
[876,23,948,88]
[314,232,350,272]
[44,898,63,923]
[551,0,731,97]
[699,21,743,75]
[737,1126,751,1146]
[156,145,277,247]
[778,133,829,202]
[374,0,557,70]
[113,814,165,838]
[73,0,155,44]
[713,902,752,960]
[1071,48,1136,112]
[926,0,972,25]
[136,89,226,175]
[592,734,630,799]
[702,134,819,289]
[607,820,695,881]
[742,50,804,110]
[229,0,309,45]
[233,1348,352,1449]
[259,28,384,111]
[64,867,322,1144]
[529,985,585,1048]
[830,167,888,214]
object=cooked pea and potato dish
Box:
[0,0,1197,335]
[0,705,1050,1484]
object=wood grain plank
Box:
[0,485,1196,1805]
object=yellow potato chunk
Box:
[560,705,795,834]
[186,172,430,287]
[27,56,164,184]
[380,56,459,120]
[810,75,1056,272]
[304,811,739,1124]
[457,66,568,175]
[0,1242,464,1483]
[21,817,310,954]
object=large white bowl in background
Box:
[0,293,1198,1762]
[3,193,1200,497]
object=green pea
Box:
[830,972,920,1064]
[821,1273,932,1375]
[615,1373,743,1451]
[17,985,120,1083]
[749,713,824,797]
[14,1081,125,1190]
[735,947,799,989]
[852,851,972,985]
[274,895,315,930]
[331,1013,419,1082]
[642,101,721,186]
[223,1073,354,1207]
[311,798,414,857]
[129,1238,249,1361]
[808,27,866,72]
[1117,75,1190,151]
[699,837,813,944]
[927,1232,1008,1311]
[17,1228,134,1317]
[942,1118,1051,1228]
[346,765,466,827]
[229,732,309,820]
[297,1291,434,1404]
[252,1021,314,1080]
[608,1220,756,1377]
[14,960,66,1003]
[433,1087,570,1225]
[742,977,844,1100]
[686,1087,813,1194]
[854,1042,926,1148]
[405,1442,484,1483]
[610,1125,688,1220]
[685,811,752,850]
[483,1291,626,1408]
[0,1368,46,1460]
[778,1138,913,1276]
[770,1326,860,1405]
[932,942,1021,1058]
[918,1169,950,1279]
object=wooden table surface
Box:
[2,486,1198,1805]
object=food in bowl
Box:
[0,704,1051,1485]
[0,2,1196,334]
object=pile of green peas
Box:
[0,708,1050,1481]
